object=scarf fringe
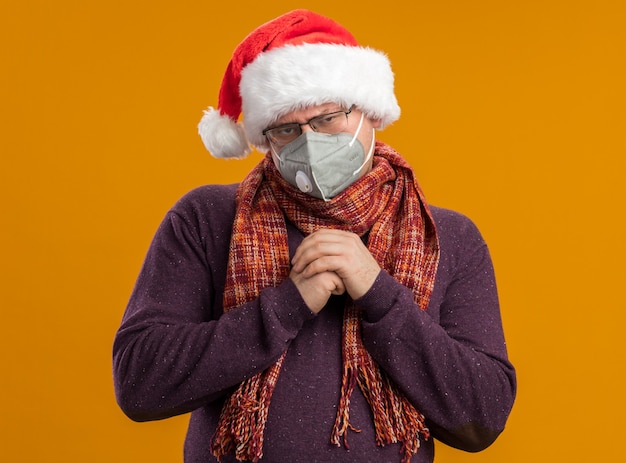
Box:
[331,305,429,463]
[211,354,286,462]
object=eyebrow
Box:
[274,107,344,126]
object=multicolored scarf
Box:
[211,142,440,462]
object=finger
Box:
[330,276,346,295]
[301,255,345,278]
[292,242,347,273]
[292,231,356,270]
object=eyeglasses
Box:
[262,107,354,147]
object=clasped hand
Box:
[289,229,381,314]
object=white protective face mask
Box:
[272,113,375,201]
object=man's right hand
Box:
[289,268,345,314]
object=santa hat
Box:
[198,9,400,159]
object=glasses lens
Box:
[265,109,351,146]
[310,111,349,134]
[267,124,301,146]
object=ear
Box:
[370,117,383,129]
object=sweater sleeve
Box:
[357,207,516,452]
[112,186,315,422]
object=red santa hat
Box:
[198,9,400,158]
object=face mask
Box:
[272,113,375,201]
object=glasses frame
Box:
[262,106,354,146]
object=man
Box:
[113,9,516,463]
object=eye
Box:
[274,125,298,137]
[266,123,301,145]
[315,112,342,127]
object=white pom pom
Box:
[198,107,251,159]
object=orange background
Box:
[1,1,624,462]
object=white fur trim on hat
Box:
[198,107,251,159]
[240,43,400,150]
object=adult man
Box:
[113,9,516,463]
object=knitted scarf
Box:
[211,142,440,462]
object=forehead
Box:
[274,103,344,125]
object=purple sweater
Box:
[113,183,516,463]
